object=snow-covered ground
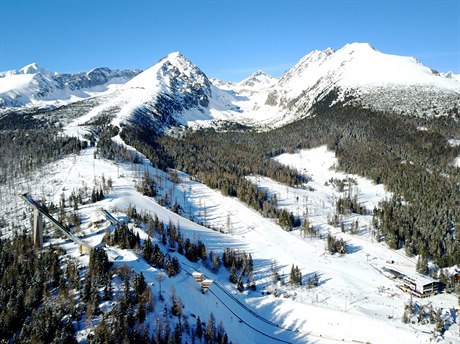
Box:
[454,157,460,168]
[1,136,459,342]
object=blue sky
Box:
[1,0,459,81]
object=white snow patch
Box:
[1,137,457,343]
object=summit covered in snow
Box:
[2,42,459,129]
[75,51,244,130]
[240,42,460,127]
[237,70,277,91]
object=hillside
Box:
[1,43,460,343]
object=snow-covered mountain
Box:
[442,71,460,83]
[78,52,242,130]
[237,70,277,91]
[137,43,459,129]
[4,43,460,129]
[233,43,460,127]
[0,63,141,108]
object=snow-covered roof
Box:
[404,273,438,286]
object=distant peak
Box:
[20,62,40,74]
[88,66,112,74]
[18,62,54,77]
[238,69,276,89]
[250,69,273,78]
[253,69,268,76]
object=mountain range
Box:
[2,42,460,343]
[1,43,459,130]
[0,63,141,108]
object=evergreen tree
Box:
[205,313,215,344]
[416,255,429,275]
[133,272,147,303]
[143,238,153,262]
[229,262,237,284]
[196,316,203,339]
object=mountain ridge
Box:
[2,43,459,130]
[0,64,142,108]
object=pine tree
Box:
[205,313,215,344]
[136,302,146,324]
[143,238,153,262]
[416,255,429,275]
[173,322,182,344]
[247,253,254,276]
[237,277,244,292]
[196,316,203,339]
[289,265,302,286]
[216,321,226,344]
[435,309,444,334]
[134,272,147,303]
[402,309,409,324]
[229,262,237,284]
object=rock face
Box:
[54,67,141,91]
[151,52,212,110]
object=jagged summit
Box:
[238,69,276,90]
[252,70,271,77]
[19,62,42,74]
[126,50,209,92]
[0,62,52,78]
[443,71,460,83]
[87,51,234,130]
[279,41,460,91]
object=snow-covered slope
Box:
[0,63,141,108]
[3,135,457,342]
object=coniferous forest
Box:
[120,93,460,268]
[1,87,460,341]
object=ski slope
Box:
[2,135,458,342]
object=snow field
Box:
[2,136,458,342]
